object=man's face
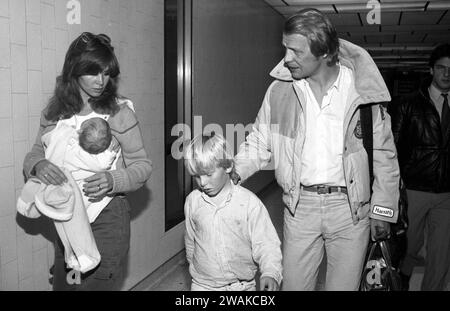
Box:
[282,33,324,80]
[431,57,450,93]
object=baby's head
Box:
[184,133,233,196]
[78,117,112,154]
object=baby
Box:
[79,117,117,155]
[17,117,120,273]
[71,117,120,178]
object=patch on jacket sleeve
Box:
[354,120,363,139]
[372,205,394,218]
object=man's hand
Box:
[259,276,279,291]
[370,219,391,241]
[230,168,241,185]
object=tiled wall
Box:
[0,0,169,291]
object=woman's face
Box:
[78,70,110,99]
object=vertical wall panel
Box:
[193,0,284,192]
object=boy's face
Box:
[194,166,231,197]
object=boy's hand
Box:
[259,276,279,291]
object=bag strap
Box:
[366,241,378,261]
[360,105,374,189]
[379,241,402,290]
[364,241,394,270]
[379,241,394,268]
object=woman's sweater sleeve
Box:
[108,104,153,193]
[23,111,51,179]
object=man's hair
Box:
[284,8,339,66]
[184,133,233,176]
[429,43,450,68]
[78,117,112,154]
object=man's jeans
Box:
[400,189,450,291]
[53,196,131,291]
[282,189,370,291]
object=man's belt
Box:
[301,184,347,195]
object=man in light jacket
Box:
[232,8,400,291]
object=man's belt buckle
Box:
[316,185,330,194]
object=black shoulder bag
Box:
[359,104,407,291]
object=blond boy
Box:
[183,133,282,291]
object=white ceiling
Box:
[264,0,450,72]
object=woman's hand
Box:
[34,159,68,185]
[83,171,114,200]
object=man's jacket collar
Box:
[269,39,391,104]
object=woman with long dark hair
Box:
[23,32,152,290]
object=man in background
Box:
[390,43,450,291]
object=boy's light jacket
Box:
[185,183,282,287]
[234,39,400,224]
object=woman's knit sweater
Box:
[23,98,152,195]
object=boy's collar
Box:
[201,180,236,207]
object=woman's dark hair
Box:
[284,8,340,66]
[45,32,121,121]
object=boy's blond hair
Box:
[184,133,233,176]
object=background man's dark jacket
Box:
[389,77,450,192]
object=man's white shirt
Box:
[296,64,353,186]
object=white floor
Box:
[143,182,449,291]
